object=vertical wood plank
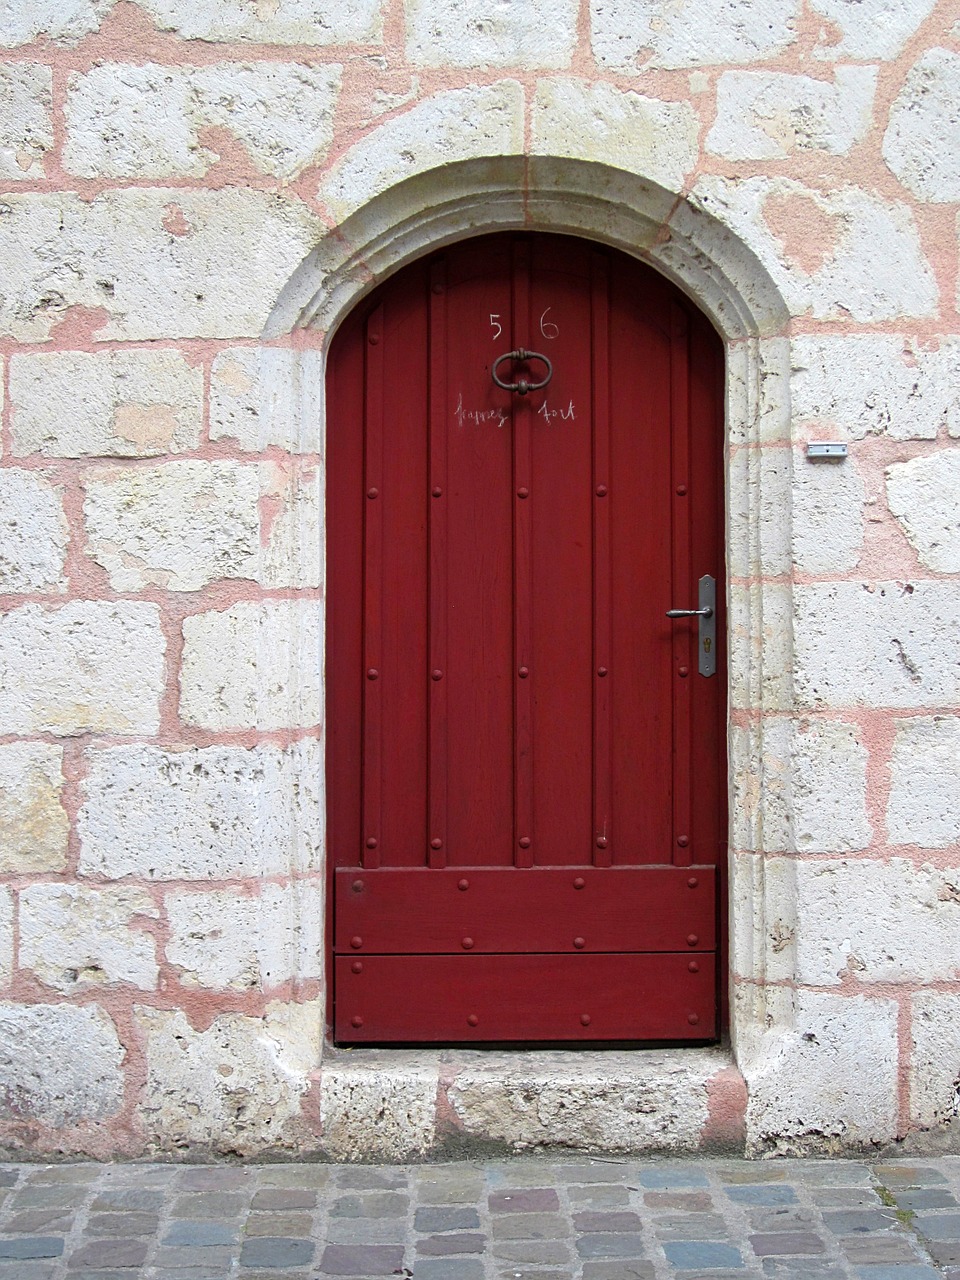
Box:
[362,303,385,870]
[512,240,534,869]
[591,252,613,869]
[670,301,693,869]
[428,260,448,869]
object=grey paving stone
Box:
[67,1238,149,1267]
[761,1263,849,1279]
[239,1237,315,1267]
[62,1272,131,1280]
[0,1169,20,1187]
[324,1216,408,1244]
[0,1265,56,1280]
[719,1165,788,1183]
[637,1168,709,1189]
[491,1212,568,1240]
[580,1264,656,1280]
[163,1218,240,1246]
[3,1208,75,1231]
[574,1210,644,1231]
[914,1211,960,1239]
[417,1231,486,1255]
[152,1246,237,1269]
[11,1186,89,1209]
[244,1212,314,1237]
[748,1231,827,1255]
[927,1241,960,1266]
[895,1188,958,1210]
[661,1239,745,1268]
[727,1184,798,1206]
[489,1187,561,1213]
[335,1168,407,1191]
[317,1243,405,1275]
[0,1237,64,1260]
[853,1267,941,1280]
[576,1232,648,1260]
[329,1192,409,1217]
[654,1212,732,1240]
[415,1172,484,1203]
[822,1209,897,1234]
[563,1162,632,1183]
[83,1211,161,1236]
[179,1167,252,1191]
[250,1188,317,1211]
[812,1188,883,1208]
[101,1165,177,1187]
[24,1167,98,1185]
[570,1183,632,1207]
[643,1190,713,1211]
[491,1239,572,1264]
[171,1191,247,1217]
[746,1208,819,1231]
[90,1188,165,1211]
[873,1166,948,1187]
[840,1235,927,1264]
[494,1271,570,1280]
[256,1165,330,1188]
[784,1161,872,1187]
[413,1260,483,1280]
[414,1205,481,1232]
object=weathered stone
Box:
[0,64,52,178]
[708,68,877,160]
[884,50,960,202]
[10,349,203,458]
[135,1000,321,1155]
[83,460,260,592]
[209,348,323,452]
[319,82,524,223]
[78,739,322,880]
[19,884,159,993]
[320,1058,439,1160]
[0,602,164,735]
[743,991,898,1154]
[136,0,381,43]
[728,582,793,712]
[791,336,960,441]
[590,0,798,70]
[407,0,577,68]
[810,0,939,59]
[258,462,323,590]
[910,992,960,1128]
[448,1050,719,1152]
[164,882,323,989]
[795,582,960,709]
[0,1003,124,1127]
[0,189,322,342]
[793,454,864,573]
[531,80,698,194]
[65,62,342,179]
[180,600,323,731]
[728,446,792,578]
[887,716,960,847]
[0,0,111,46]
[689,177,937,323]
[886,451,960,574]
[0,743,68,873]
[0,470,68,592]
[792,858,960,985]
[0,889,11,988]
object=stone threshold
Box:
[317,1043,746,1162]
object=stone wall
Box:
[0,0,958,1159]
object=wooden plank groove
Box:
[361,303,385,871]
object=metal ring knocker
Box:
[492,348,553,396]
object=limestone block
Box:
[136,1000,321,1155]
[0,743,68,874]
[165,882,323,990]
[0,189,322,342]
[0,64,53,178]
[794,858,960,985]
[320,1056,439,1160]
[0,1003,124,1127]
[793,452,864,573]
[887,716,960,848]
[795,582,960,710]
[83,460,260,592]
[707,68,877,160]
[727,446,792,579]
[531,80,698,195]
[0,470,68,592]
[19,884,159,993]
[590,0,798,70]
[727,336,792,446]
[10,349,203,458]
[209,348,324,452]
[810,0,939,60]
[0,0,112,46]
[884,50,960,203]
[136,0,381,44]
[65,62,342,180]
[689,177,937,323]
[791,335,960,441]
[180,600,322,731]
[0,890,11,988]
[406,0,576,68]
[319,82,524,224]
[729,582,794,712]
[258,462,323,590]
[910,992,960,1128]
[78,740,322,879]
[0,601,164,735]
[730,851,796,986]
[448,1049,718,1151]
[743,990,898,1154]
[886,451,960,574]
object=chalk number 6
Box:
[539,308,559,340]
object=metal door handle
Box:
[665,575,716,677]
[666,607,713,618]
[492,348,553,395]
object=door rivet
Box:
[351,1015,364,1027]
[366,837,378,849]
[432,669,443,681]
[580,1013,592,1026]
[678,665,689,678]
[677,834,689,848]
[676,484,687,496]
[369,333,379,345]
[458,878,469,891]
[517,486,529,498]
[367,487,378,499]
[688,1012,700,1025]
[688,960,699,973]
[431,837,443,849]
[467,1013,479,1027]
[597,666,608,677]
[687,876,698,888]
[367,668,379,680]
[352,960,363,974]
[518,836,531,848]
[352,879,364,892]
[432,282,444,294]
[573,877,585,889]
[596,836,607,849]
[350,936,363,949]
[686,934,699,947]
[573,937,585,949]
[518,666,529,678]
[432,486,442,497]
[596,484,607,497]
[462,937,474,950]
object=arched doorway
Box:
[325,231,726,1045]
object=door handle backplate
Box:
[666,575,716,677]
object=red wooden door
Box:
[326,233,725,1044]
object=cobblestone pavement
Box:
[1,1155,960,1280]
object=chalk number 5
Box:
[489,314,502,341]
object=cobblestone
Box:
[0,1156,955,1275]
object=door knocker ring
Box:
[492,348,553,396]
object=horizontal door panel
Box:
[334,866,716,954]
[335,952,717,1042]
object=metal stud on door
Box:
[326,233,726,1044]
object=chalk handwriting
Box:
[538,398,576,423]
[455,392,509,429]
